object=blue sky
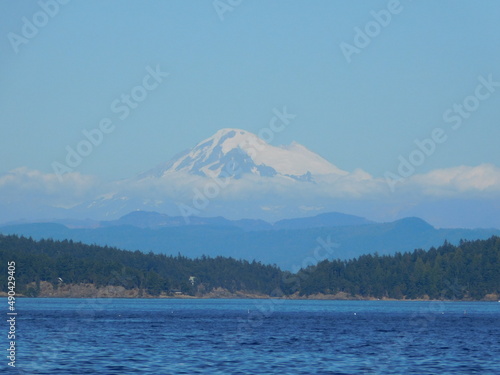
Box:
[1,0,499,180]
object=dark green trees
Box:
[297,236,500,299]
[0,234,498,299]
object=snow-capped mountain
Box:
[140,128,347,182]
[67,128,360,221]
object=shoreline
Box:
[2,282,497,302]
[1,295,498,302]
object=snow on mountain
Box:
[75,128,356,221]
[141,128,347,181]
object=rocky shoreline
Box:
[2,281,498,302]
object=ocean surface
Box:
[4,298,500,374]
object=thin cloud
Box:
[0,163,498,223]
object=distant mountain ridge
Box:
[1,211,499,270]
[98,210,372,231]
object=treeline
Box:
[0,235,285,296]
[0,234,499,299]
[296,237,500,299]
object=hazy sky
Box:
[1,0,499,181]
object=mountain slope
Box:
[139,128,347,181]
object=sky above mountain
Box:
[0,1,499,228]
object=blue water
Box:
[4,298,500,374]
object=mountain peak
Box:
[201,128,249,148]
[212,128,249,137]
[392,217,435,231]
[143,128,347,181]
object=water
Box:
[4,298,500,374]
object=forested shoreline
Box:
[0,234,498,300]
